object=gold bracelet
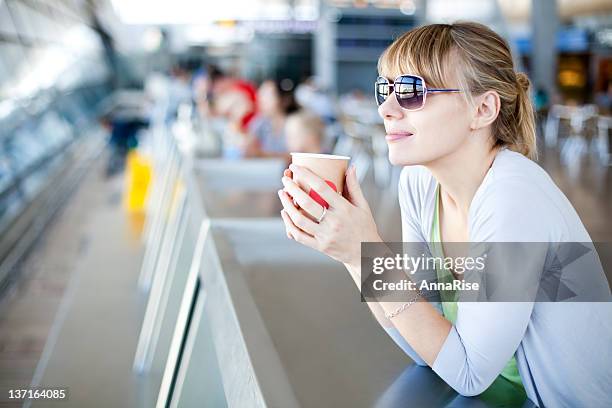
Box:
[384,292,422,319]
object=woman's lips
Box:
[385,132,413,142]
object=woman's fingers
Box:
[278,190,321,234]
[288,164,343,209]
[283,168,293,178]
[280,210,318,248]
[281,176,325,220]
[345,165,370,209]
[279,209,295,240]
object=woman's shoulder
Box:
[471,149,589,241]
[490,148,548,178]
[398,165,438,233]
[398,165,438,204]
[399,165,436,190]
[397,165,437,241]
[479,148,562,201]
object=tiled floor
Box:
[0,155,145,407]
[539,149,612,241]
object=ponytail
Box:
[510,72,537,160]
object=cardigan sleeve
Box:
[431,178,550,395]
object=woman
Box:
[247,79,299,157]
[278,22,612,407]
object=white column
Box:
[531,0,559,97]
[313,0,337,93]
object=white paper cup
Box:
[290,153,350,208]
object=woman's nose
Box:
[377,93,404,120]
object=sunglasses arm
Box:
[427,89,462,93]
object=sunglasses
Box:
[375,74,462,111]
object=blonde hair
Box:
[378,22,537,160]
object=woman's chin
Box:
[388,150,423,167]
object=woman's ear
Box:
[470,90,500,130]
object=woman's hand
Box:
[278,164,382,269]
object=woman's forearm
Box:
[345,263,394,328]
[378,299,451,365]
[344,262,452,366]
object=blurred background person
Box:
[192,64,224,118]
[245,78,300,158]
[285,109,326,154]
[596,79,612,114]
[295,77,337,124]
[99,90,150,177]
[209,71,258,159]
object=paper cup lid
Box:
[290,153,351,160]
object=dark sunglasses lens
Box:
[395,75,424,110]
[375,78,390,106]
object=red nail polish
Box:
[308,180,337,209]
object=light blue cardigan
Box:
[386,149,612,407]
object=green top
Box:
[430,184,527,405]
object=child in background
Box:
[285,110,326,154]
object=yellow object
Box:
[124,151,153,212]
